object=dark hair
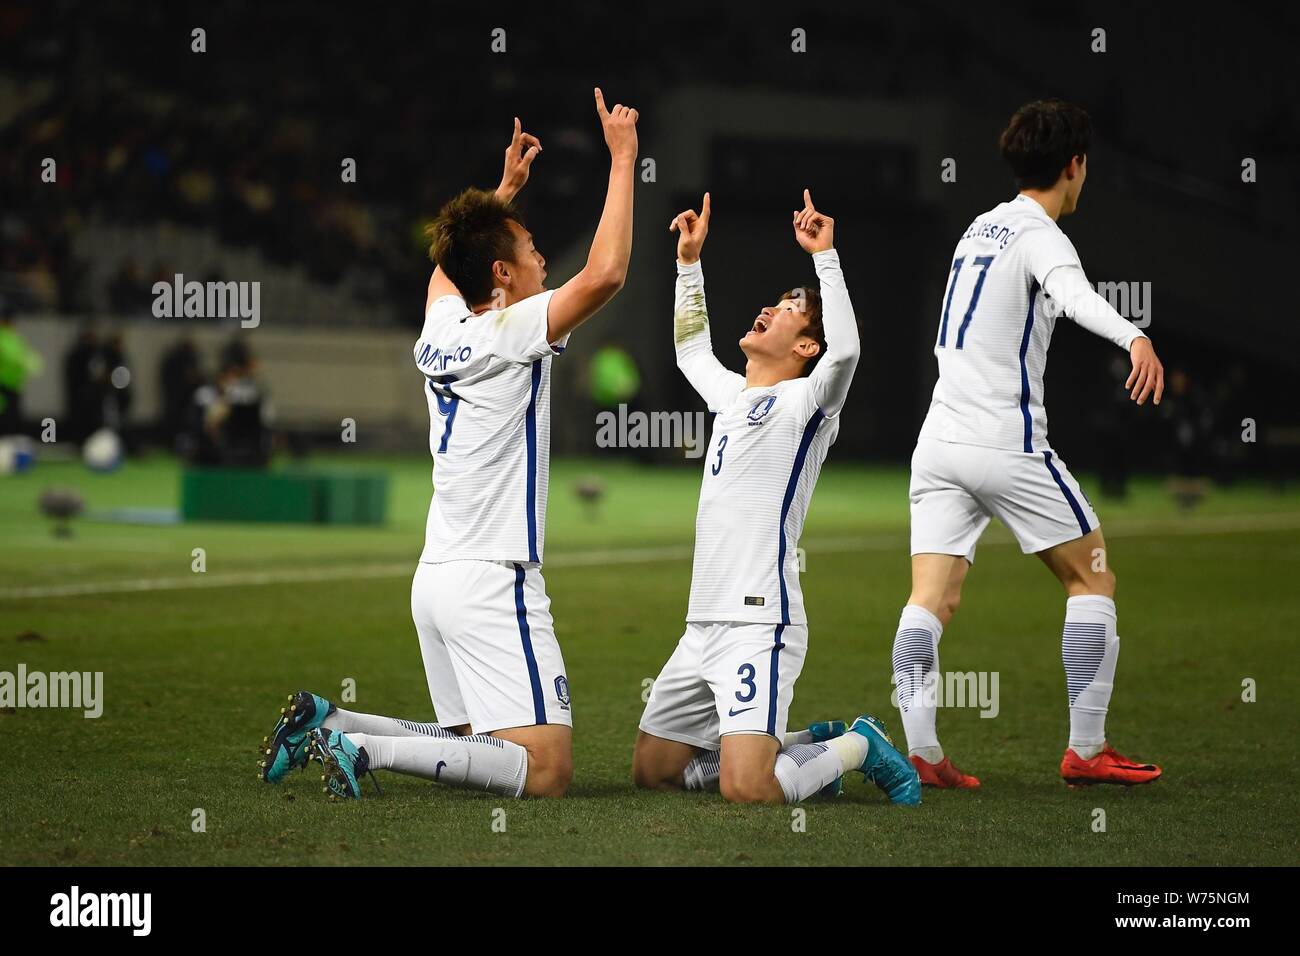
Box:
[998,99,1093,191]
[425,188,523,304]
[781,286,825,375]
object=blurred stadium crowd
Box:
[0,2,1296,489]
[0,4,628,320]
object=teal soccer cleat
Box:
[807,719,848,743]
[820,775,845,799]
[849,714,922,806]
[805,720,849,797]
[258,691,336,784]
[306,727,381,800]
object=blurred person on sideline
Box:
[62,323,106,444]
[0,310,44,437]
[159,336,204,451]
[187,339,270,467]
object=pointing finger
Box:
[594,87,609,118]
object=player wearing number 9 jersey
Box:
[398,91,638,799]
[891,99,1165,790]
[632,190,922,807]
[263,92,639,804]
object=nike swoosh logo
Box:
[728,706,757,717]
[434,760,447,779]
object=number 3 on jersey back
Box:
[938,254,996,349]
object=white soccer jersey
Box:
[674,251,860,625]
[919,193,1144,453]
[414,290,567,565]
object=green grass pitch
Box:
[1,455,1297,866]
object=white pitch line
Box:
[2,511,1299,601]
[0,563,415,600]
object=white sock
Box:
[773,734,869,804]
[682,750,720,791]
[348,732,528,798]
[323,707,456,738]
[892,604,944,759]
[683,728,827,790]
[1062,594,1119,759]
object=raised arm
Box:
[426,117,543,309]
[795,190,860,418]
[546,88,638,343]
[670,193,744,410]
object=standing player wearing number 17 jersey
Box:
[632,190,921,806]
[891,99,1166,789]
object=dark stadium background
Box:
[3,1,1296,478]
[2,0,1299,878]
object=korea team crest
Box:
[747,395,777,425]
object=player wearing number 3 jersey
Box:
[890,99,1166,790]
[632,190,922,807]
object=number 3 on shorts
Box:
[735,662,757,703]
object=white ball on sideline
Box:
[83,428,124,472]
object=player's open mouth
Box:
[749,318,769,335]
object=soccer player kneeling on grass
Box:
[631,190,921,806]
[257,89,639,800]
[890,99,1164,789]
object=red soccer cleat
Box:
[910,754,981,789]
[1060,744,1162,787]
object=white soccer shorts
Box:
[411,559,572,735]
[910,437,1101,561]
[638,621,809,750]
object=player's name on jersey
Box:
[415,340,474,373]
[961,217,1017,249]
